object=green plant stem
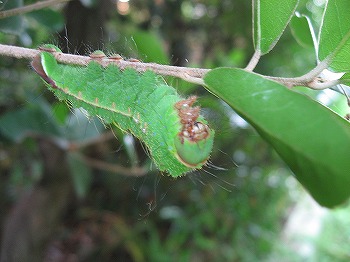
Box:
[0,0,71,19]
[0,43,341,89]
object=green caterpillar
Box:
[31,45,214,177]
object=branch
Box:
[78,155,148,177]
[0,0,71,19]
[0,44,208,84]
[69,131,116,150]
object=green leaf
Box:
[318,0,350,72]
[51,102,70,124]
[0,0,25,35]
[340,72,350,86]
[26,9,65,32]
[290,13,315,48]
[130,30,169,64]
[253,0,299,54]
[67,152,93,199]
[0,103,61,142]
[204,68,350,208]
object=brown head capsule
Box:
[175,96,200,124]
[175,96,210,143]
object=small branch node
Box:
[181,73,205,85]
[307,78,340,90]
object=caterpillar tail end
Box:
[174,126,214,168]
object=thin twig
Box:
[339,85,350,106]
[0,44,209,83]
[79,155,148,177]
[245,50,261,71]
[265,59,333,88]
[69,131,117,151]
[0,0,71,19]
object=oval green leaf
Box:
[253,0,299,54]
[318,0,350,72]
[204,68,350,208]
[290,13,315,49]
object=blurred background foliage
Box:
[0,0,349,261]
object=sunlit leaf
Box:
[204,68,350,208]
[340,72,350,86]
[318,0,350,72]
[253,0,299,54]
